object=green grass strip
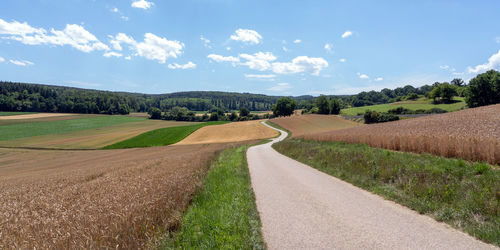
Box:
[340,97,466,116]
[103,121,227,149]
[159,146,265,249]
[0,115,144,141]
[0,111,38,116]
[273,139,500,246]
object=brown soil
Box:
[270,114,362,137]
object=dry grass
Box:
[0,113,77,120]
[176,120,278,145]
[0,120,195,149]
[270,114,362,137]
[0,142,250,249]
[303,104,500,165]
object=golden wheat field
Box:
[303,104,500,165]
[270,114,362,137]
[0,142,249,249]
[176,120,278,145]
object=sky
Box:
[0,0,499,96]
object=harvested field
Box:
[0,120,194,149]
[0,112,76,120]
[270,114,362,137]
[303,104,500,165]
[0,142,250,249]
[176,120,278,145]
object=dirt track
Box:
[247,122,497,249]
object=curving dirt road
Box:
[247,122,497,249]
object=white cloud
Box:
[268,82,291,91]
[282,46,288,52]
[239,52,277,71]
[10,59,34,66]
[168,61,196,69]
[1,19,109,53]
[103,51,122,58]
[324,43,333,52]
[341,30,353,38]
[111,7,119,13]
[293,39,301,44]
[375,77,383,81]
[131,0,154,9]
[230,29,262,44]
[110,32,184,63]
[467,50,500,73]
[339,58,346,63]
[207,54,240,63]
[439,65,450,69]
[210,52,328,76]
[0,56,4,63]
[200,35,211,48]
[495,37,500,44]
[271,56,328,76]
[244,74,276,79]
[357,72,369,79]
[124,56,132,60]
[121,16,129,21]
[226,47,231,51]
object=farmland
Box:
[0,141,255,249]
[0,111,37,116]
[302,104,500,165]
[0,119,195,149]
[340,97,466,116]
[269,114,362,137]
[0,115,145,141]
[104,121,226,149]
[177,120,278,145]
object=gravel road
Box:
[247,122,497,250]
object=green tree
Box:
[148,107,162,119]
[272,97,296,117]
[430,83,458,103]
[315,95,330,114]
[466,70,500,107]
[239,107,250,117]
[329,99,341,115]
[451,78,465,87]
[229,112,237,121]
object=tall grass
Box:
[159,146,265,249]
[273,139,500,246]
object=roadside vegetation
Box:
[0,115,144,141]
[273,139,500,246]
[103,121,227,149]
[160,146,265,249]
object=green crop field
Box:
[0,112,38,116]
[340,97,467,116]
[103,121,227,149]
[0,115,144,141]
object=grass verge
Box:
[158,146,265,249]
[0,115,144,141]
[273,139,500,246]
[103,121,227,149]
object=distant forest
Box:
[0,81,438,115]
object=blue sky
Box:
[0,0,499,96]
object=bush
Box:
[364,110,399,124]
[272,97,296,117]
[466,70,500,107]
[148,107,162,119]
